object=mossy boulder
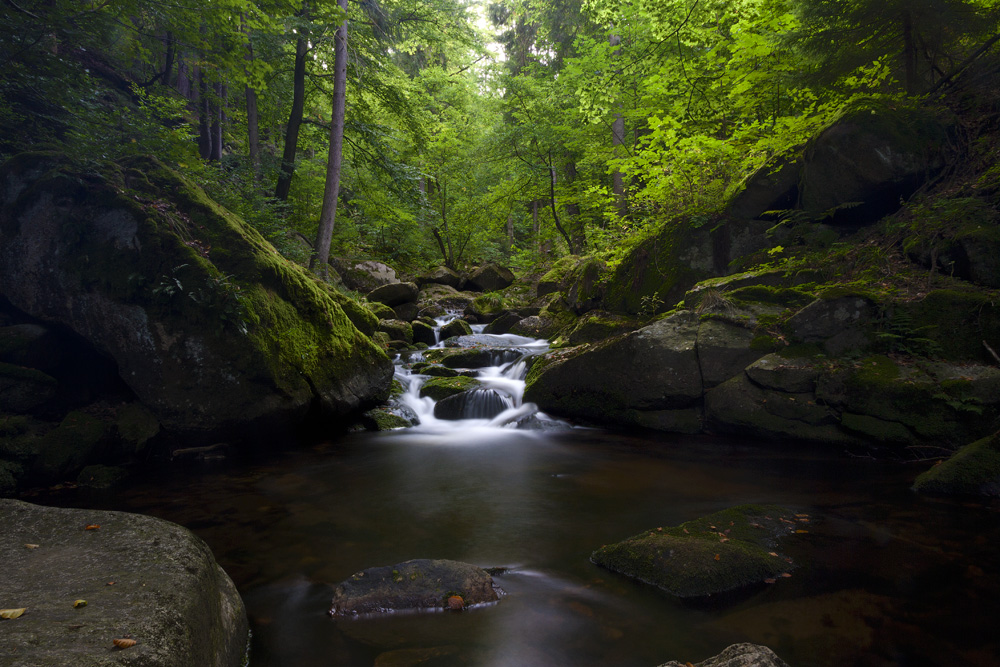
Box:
[76,463,130,489]
[0,499,247,667]
[338,260,398,293]
[418,376,481,401]
[32,410,111,482]
[524,311,703,428]
[440,318,473,339]
[367,301,396,321]
[466,263,515,292]
[378,319,414,345]
[564,310,639,346]
[0,153,391,438]
[913,431,1000,496]
[899,289,1000,362]
[696,320,763,389]
[329,559,499,616]
[787,296,876,355]
[536,255,608,314]
[591,504,802,598]
[0,323,64,372]
[416,266,463,289]
[434,388,510,421]
[411,319,437,346]
[368,281,419,308]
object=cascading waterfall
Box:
[393,316,565,432]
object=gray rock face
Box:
[745,354,822,394]
[466,264,515,292]
[788,296,875,354]
[696,320,762,389]
[658,643,790,667]
[0,499,247,667]
[329,559,499,616]
[368,281,419,307]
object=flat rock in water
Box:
[591,504,803,598]
[329,559,499,616]
[0,499,247,667]
[658,643,789,667]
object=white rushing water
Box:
[392,316,566,433]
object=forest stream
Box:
[37,317,1000,667]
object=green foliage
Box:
[875,309,942,357]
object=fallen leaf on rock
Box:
[795,529,809,534]
[84,524,100,531]
[768,552,779,557]
[447,596,464,611]
[0,608,26,620]
[780,573,792,578]
[106,582,115,586]
[73,600,87,608]
[714,554,721,561]
[764,578,776,584]
[795,513,809,518]
[24,544,39,549]
[113,638,137,649]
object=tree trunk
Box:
[902,10,918,95]
[564,159,585,254]
[275,14,309,201]
[548,154,573,252]
[532,199,540,251]
[609,30,627,220]
[162,32,175,87]
[311,0,348,278]
[505,215,514,254]
[210,82,224,162]
[242,14,260,167]
[177,57,191,98]
[197,68,212,160]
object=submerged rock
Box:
[329,559,499,616]
[658,643,790,667]
[0,499,247,667]
[591,504,802,598]
[434,388,511,420]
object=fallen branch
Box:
[984,339,1000,365]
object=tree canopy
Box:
[2,0,998,273]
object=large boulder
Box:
[523,311,718,432]
[0,499,247,667]
[466,263,515,292]
[658,643,790,667]
[416,266,463,289]
[367,282,419,308]
[0,153,392,438]
[329,559,499,616]
[592,504,803,598]
[339,260,398,292]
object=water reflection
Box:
[94,428,1000,667]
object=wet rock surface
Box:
[0,499,247,667]
[329,559,499,616]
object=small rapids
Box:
[392,317,568,433]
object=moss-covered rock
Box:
[76,463,130,489]
[418,376,481,401]
[378,319,414,344]
[913,431,1000,496]
[564,310,639,345]
[368,281,419,307]
[367,300,396,321]
[115,402,161,453]
[591,504,802,598]
[466,263,515,292]
[411,319,437,346]
[696,320,763,389]
[32,410,110,481]
[900,289,1000,362]
[0,153,391,437]
[440,318,473,339]
[658,643,790,667]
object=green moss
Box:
[34,411,109,481]
[115,403,160,453]
[591,504,801,598]
[913,431,1000,496]
[419,376,481,401]
[750,335,780,352]
[776,342,824,359]
[0,415,29,438]
[902,289,1000,362]
[728,285,815,309]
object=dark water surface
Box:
[62,427,1000,666]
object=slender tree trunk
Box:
[902,10,918,95]
[275,10,310,201]
[177,57,191,98]
[197,68,212,159]
[210,82,224,162]
[548,153,573,252]
[532,199,540,251]
[564,159,584,254]
[162,32,175,87]
[242,14,260,167]
[609,29,627,219]
[311,0,348,278]
[505,215,514,254]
